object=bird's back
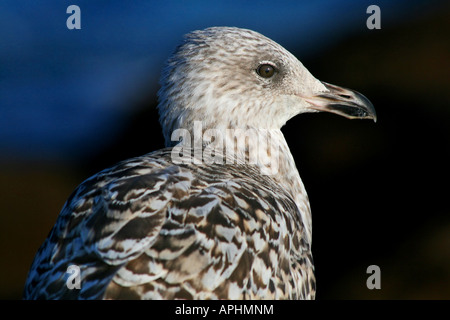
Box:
[23,148,315,299]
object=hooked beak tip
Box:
[305,82,377,122]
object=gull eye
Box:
[257,64,275,78]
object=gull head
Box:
[157,27,376,146]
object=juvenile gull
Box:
[23,27,376,300]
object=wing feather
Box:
[24,149,314,300]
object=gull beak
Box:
[305,82,377,122]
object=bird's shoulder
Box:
[62,147,305,259]
[25,148,310,299]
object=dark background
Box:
[1,0,449,299]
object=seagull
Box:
[23,27,376,300]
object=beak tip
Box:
[368,104,377,123]
[312,82,377,123]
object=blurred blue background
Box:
[1,0,449,299]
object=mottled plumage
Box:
[24,27,375,300]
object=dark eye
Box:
[257,64,275,78]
